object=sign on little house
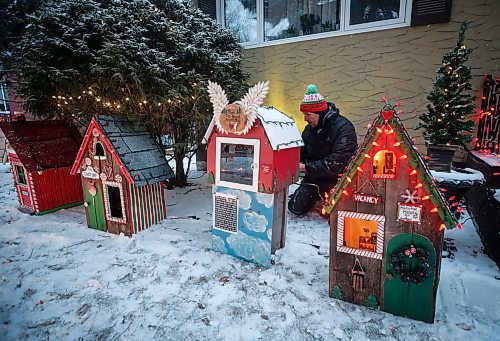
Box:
[397,203,422,223]
[353,193,382,205]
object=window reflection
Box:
[264,0,340,41]
[350,0,400,26]
[225,0,258,43]
[219,143,255,185]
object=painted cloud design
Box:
[226,233,270,266]
[212,235,227,254]
[222,189,252,210]
[243,211,268,233]
[256,192,274,208]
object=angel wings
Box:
[207,80,270,135]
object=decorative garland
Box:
[388,244,430,284]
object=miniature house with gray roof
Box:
[71,115,174,236]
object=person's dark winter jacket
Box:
[301,102,358,194]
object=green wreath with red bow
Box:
[388,244,431,284]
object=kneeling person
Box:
[288,84,358,216]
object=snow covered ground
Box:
[0,163,499,340]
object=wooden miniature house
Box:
[324,104,458,323]
[0,120,83,214]
[204,81,303,267]
[71,115,174,236]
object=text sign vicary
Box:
[353,193,382,205]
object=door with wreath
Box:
[383,233,436,323]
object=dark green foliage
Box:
[365,294,379,310]
[299,13,320,35]
[418,21,476,148]
[331,285,344,300]
[0,0,46,66]
[10,0,248,186]
[388,244,430,284]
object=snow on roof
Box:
[94,115,174,185]
[256,106,304,150]
[203,106,303,151]
[0,120,82,172]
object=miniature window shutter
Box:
[411,0,452,26]
[198,0,217,20]
[351,257,365,292]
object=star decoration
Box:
[401,189,420,203]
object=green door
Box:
[86,183,106,231]
[384,233,436,323]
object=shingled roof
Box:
[90,115,173,186]
[0,120,82,172]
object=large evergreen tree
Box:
[418,21,475,148]
[11,0,248,186]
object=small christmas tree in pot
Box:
[418,21,476,172]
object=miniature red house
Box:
[71,115,174,236]
[204,81,303,267]
[324,102,458,323]
[0,120,83,214]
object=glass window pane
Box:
[219,143,255,185]
[264,0,341,42]
[107,185,123,219]
[15,165,27,185]
[350,0,400,26]
[0,80,9,112]
[225,0,258,44]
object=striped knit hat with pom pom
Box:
[300,84,328,113]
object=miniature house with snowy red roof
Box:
[325,102,458,323]
[71,115,174,236]
[0,120,83,214]
[204,81,303,268]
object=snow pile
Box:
[0,163,499,340]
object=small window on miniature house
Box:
[15,165,27,185]
[337,211,385,260]
[372,150,397,179]
[215,137,260,191]
[93,142,106,160]
[103,181,126,223]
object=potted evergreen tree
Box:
[418,21,476,172]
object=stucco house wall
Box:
[241,0,500,149]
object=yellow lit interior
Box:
[373,150,396,175]
[344,217,378,250]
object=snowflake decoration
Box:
[401,189,420,203]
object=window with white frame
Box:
[0,76,10,113]
[214,0,410,46]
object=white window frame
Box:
[215,0,413,49]
[103,180,127,224]
[336,210,385,260]
[93,141,107,160]
[0,76,10,113]
[215,137,260,192]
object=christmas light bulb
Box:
[439,224,446,230]
[430,207,438,213]
[357,167,363,172]
[410,169,417,175]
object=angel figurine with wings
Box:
[207,80,270,135]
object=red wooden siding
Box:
[128,182,166,235]
[207,118,300,193]
[30,167,83,213]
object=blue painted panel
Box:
[212,185,275,268]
